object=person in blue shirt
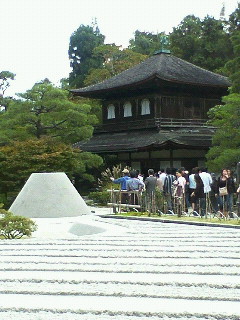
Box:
[110,168,130,203]
[126,170,145,205]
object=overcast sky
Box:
[0,0,239,96]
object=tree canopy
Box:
[0,138,103,196]
[68,24,105,88]
[68,8,239,88]
[0,79,98,144]
[84,44,147,86]
[206,28,240,171]
[0,71,15,111]
[170,15,233,73]
[129,30,165,55]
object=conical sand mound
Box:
[9,172,91,218]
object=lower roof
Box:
[74,128,214,153]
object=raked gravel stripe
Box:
[0,214,239,320]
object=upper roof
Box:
[71,52,230,98]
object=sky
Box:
[0,0,239,97]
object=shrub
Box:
[88,191,110,205]
[98,164,131,190]
[0,205,37,239]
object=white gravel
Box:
[0,207,239,319]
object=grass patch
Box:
[115,211,240,225]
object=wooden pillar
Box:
[135,98,139,118]
[154,96,158,118]
[170,149,173,168]
[118,101,121,117]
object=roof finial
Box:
[220,2,225,20]
[154,35,171,55]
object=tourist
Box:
[180,167,190,213]
[136,169,144,182]
[145,169,157,195]
[199,167,212,215]
[158,168,166,184]
[110,168,130,204]
[173,169,186,216]
[163,168,175,214]
[191,174,205,216]
[126,170,145,205]
[209,173,219,214]
[144,169,157,212]
[199,167,212,193]
[216,169,229,218]
[227,169,236,216]
[189,167,199,215]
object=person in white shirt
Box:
[199,167,212,193]
[173,169,186,216]
[189,167,198,214]
[199,167,212,216]
[159,169,167,184]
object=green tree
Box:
[228,3,240,34]
[0,71,15,111]
[225,32,240,93]
[0,79,98,144]
[199,16,233,73]
[206,94,240,171]
[206,29,240,171]
[84,44,147,86]
[129,30,164,55]
[170,15,233,73]
[170,15,202,62]
[68,24,105,88]
[0,206,37,239]
[84,68,112,87]
[0,138,103,197]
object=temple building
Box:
[72,51,230,173]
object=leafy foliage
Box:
[98,164,131,190]
[228,3,240,34]
[0,71,15,97]
[0,138,103,195]
[68,24,105,87]
[206,8,240,172]
[206,94,240,171]
[88,191,110,205]
[225,31,240,93]
[170,15,233,73]
[0,70,15,111]
[129,30,165,55]
[0,79,98,144]
[0,205,37,239]
[84,45,147,86]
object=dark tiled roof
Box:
[75,128,213,153]
[71,53,230,97]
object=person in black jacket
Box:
[227,169,236,215]
[216,169,229,217]
[209,173,219,214]
[191,174,205,216]
[145,169,157,213]
[163,168,175,214]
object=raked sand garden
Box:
[0,206,239,320]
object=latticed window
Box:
[123,101,132,117]
[107,104,115,119]
[141,99,150,115]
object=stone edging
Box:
[98,214,240,229]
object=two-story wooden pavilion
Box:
[72,51,230,173]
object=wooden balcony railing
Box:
[94,118,211,133]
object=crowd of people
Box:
[110,167,240,218]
